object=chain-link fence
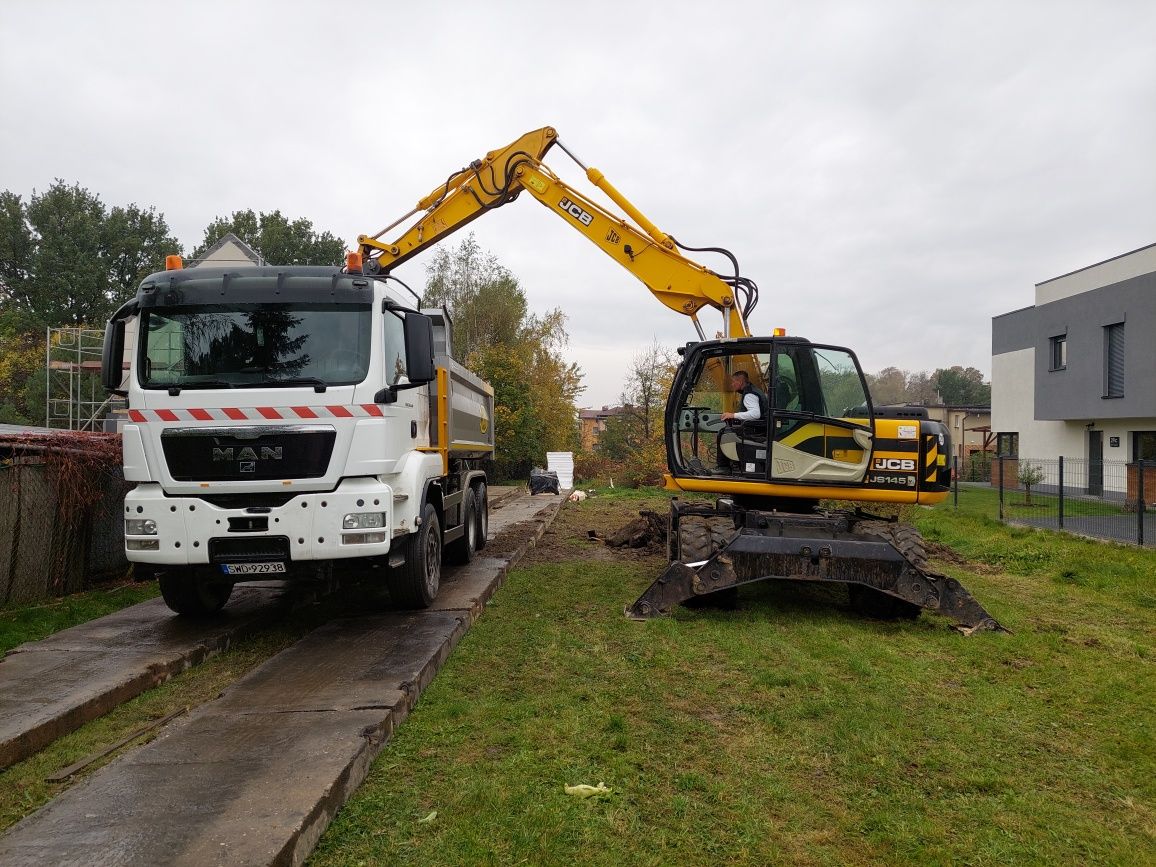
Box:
[983,456,1155,547]
[1,449,131,606]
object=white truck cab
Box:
[102,262,494,616]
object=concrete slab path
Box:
[0,488,523,771]
[0,585,290,770]
[0,491,565,866]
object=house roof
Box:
[578,406,627,420]
[189,232,265,267]
[1036,241,1156,286]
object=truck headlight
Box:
[127,539,160,551]
[126,518,158,535]
[343,512,385,530]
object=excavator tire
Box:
[847,521,925,621]
[677,516,739,608]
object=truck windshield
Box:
[138,303,372,389]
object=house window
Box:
[1049,335,1066,370]
[1104,322,1125,398]
[1134,431,1156,462]
[996,432,1019,458]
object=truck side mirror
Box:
[102,318,128,395]
[403,312,436,385]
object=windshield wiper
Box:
[260,377,328,393]
[167,380,233,395]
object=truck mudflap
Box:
[624,512,1005,634]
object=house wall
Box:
[993,270,1156,422]
[992,244,1156,496]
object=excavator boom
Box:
[358,126,751,339]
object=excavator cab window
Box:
[669,340,875,486]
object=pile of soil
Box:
[593,510,667,552]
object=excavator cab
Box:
[668,337,875,489]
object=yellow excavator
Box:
[357,126,1002,633]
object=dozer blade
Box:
[625,529,1006,634]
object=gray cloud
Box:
[3,0,1152,406]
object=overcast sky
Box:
[2,0,1153,407]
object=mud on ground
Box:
[520,492,672,567]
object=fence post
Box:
[1139,460,1146,547]
[1058,456,1064,530]
[953,449,959,508]
[998,456,1004,521]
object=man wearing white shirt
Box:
[721,370,765,424]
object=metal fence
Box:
[986,456,1154,547]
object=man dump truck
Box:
[101,261,494,615]
[348,126,1003,633]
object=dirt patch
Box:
[520,495,671,566]
[924,540,999,573]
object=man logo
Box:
[212,446,283,462]
[558,196,594,227]
[872,457,916,471]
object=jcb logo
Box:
[873,457,915,471]
[558,197,594,227]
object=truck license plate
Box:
[220,562,287,575]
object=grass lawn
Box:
[312,487,1155,866]
[0,580,158,655]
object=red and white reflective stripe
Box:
[126,405,385,423]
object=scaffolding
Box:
[45,326,123,431]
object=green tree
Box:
[0,181,179,327]
[933,366,991,406]
[191,209,345,266]
[866,366,909,405]
[423,235,583,478]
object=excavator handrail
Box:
[356,126,757,339]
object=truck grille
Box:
[161,425,336,481]
[208,536,291,564]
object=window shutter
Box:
[1106,323,1125,397]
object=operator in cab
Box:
[720,370,766,424]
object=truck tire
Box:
[158,566,233,617]
[388,503,442,608]
[848,521,924,621]
[445,488,477,565]
[474,482,488,551]
[677,516,739,608]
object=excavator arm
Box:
[357,126,753,339]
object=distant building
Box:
[991,242,1156,495]
[922,405,994,458]
[188,233,265,268]
[578,405,627,451]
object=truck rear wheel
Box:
[388,503,441,608]
[158,566,234,617]
[445,488,477,565]
[474,482,488,551]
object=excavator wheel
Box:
[676,516,739,608]
[847,521,925,621]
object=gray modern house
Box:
[991,242,1156,495]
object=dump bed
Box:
[424,309,495,461]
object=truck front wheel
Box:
[157,566,234,617]
[388,503,442,608]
